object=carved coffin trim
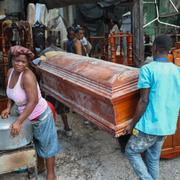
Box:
[39,53,139,98]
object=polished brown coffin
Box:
[161,113,180,159]
[0,95,8,114]
[38,52,139,137]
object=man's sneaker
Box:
[64,129,73,137]
[84,120,90,125]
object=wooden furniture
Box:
[176,42,180,49]
[89,36,108,60]
[173,49,180,66]
[108,32,133,66]
[0,96,7,114]
[0,144,37,180]
[161,113,180,159]
[0,20,9,89]
[38,52,139,137]
[0,20,33,89]
[0,20,33,114]
[18,20,33,51]
[89,33,133,66]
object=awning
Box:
[39,0,97,9]
[39,0,130,9]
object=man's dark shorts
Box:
[46,96,69,114]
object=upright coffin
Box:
[38,52,139,137]
[161,113,180,159]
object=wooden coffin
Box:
[0,95,7,114]
[38,52,139,137]
[161,113,180,159]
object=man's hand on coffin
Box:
[124,122,134,135]
[123,89,150,135]
[10,120,22,137]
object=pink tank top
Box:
[6,69,47,120]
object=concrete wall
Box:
[0,0,23,15]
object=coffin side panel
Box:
[161,113,180,159]
[41,71,117,134]
[115,92,139,122]
[112,92,139,136]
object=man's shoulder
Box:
[170,63,180,70]
[141,61,155,68]
[140,62,154,73]
[74,39,81,45]
[140,61,168,72]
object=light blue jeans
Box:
[33,107,61,158]
[125,129,165,180]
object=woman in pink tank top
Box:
[1,45,60,180]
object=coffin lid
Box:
[39,52,139,97]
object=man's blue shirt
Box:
[135,61,180,135]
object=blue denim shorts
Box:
[32,107,61,158]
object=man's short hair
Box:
[74,26,84,34]
[67,27,75,33]
[47,35,57,45]
[153,35,173,53]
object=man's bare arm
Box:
[74,40,82,55]
[125,88,150,134]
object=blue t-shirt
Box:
[135,61,180,135]
[67,40,75,53]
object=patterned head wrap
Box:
[10,45,34,61]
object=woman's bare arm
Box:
[15,69,39,124]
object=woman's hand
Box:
[1,108,11,119]
[10,121,22,137]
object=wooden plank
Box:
[132,0,144,66]
[0,149,36,175]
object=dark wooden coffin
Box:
[161,113,180,159]
[0,95,7,114]
[38,52,139,137]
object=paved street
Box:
[1,112,180,180]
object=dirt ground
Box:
[1,112,180,180]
